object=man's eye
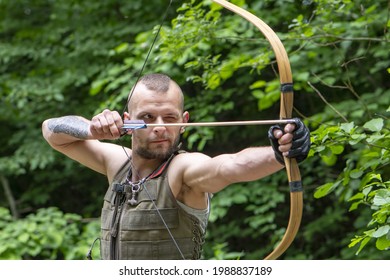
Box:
[164,117,178,123]
[142,114,154,121]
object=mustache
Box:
[149,135,170,141]
[149,137,169,142]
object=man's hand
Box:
[268,118,310,165]
[90,109,124,140]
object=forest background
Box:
[0,0,389,260]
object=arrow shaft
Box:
[123,119,295,129]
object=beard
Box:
[133,134,181,160]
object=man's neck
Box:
[131,156,164,181]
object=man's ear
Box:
[180,111,189,134]
[182,111,189,123]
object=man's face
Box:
[128,83,188,160]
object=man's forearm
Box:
[43,116,91,147]
[216,146,283,188]
[46,116,89,139]
[234,146,284,182]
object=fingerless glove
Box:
[268,118,310,165]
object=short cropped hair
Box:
[138,73,171,92]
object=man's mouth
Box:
[150,139,168,144]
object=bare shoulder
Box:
[169,152,212,180]
[168,152,211,190]
[168,152,209,183]
[171,152,211,168]
[56,139,131,183]
[169,150,237,195]
[100,142,132,183]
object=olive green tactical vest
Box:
[100,156,205,260]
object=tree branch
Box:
[307,81,349,122]
[0,174,19,219]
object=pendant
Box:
[128,192,138,206]
[126,178,146,206]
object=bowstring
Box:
[121,0,174,117]
[118,0,185,259]
[119,0,174,153]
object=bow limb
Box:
[211,0,303,260]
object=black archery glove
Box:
[268,118,310,165]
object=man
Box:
[42,73,310,260]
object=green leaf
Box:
[376,235,390,250]
[362,186,373,196]
[373,190,390,206]
[340,122,355,133]
[349,201,362,211]
[355,236,371,255]
[350,169,363,179]
[89,79,109,96]
[251,89,264,99]
[303,26,314,37]
[330,145,344,155]
[348,133,366,145]
[250,80,266,89]
[314,181,341,198]
[114,42,129,53]
[349,192,365,201]
[232,193,248,204]
[207,73,221,90]
[363,118,384,132]
[320,153,337,166]
[349,236,364,248]
[372,225,390,238]
[366,134,384,143]
[17,233,29,243]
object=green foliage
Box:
[295,0,389,257]
[205,179,285,259]
[311,97,389,255]
[208,243,243,260]
[0,207,100,259]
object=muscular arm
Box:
[42,113,129,181]
[171,123,296,196]
[173,147,283,195]
[215,146,283,185]
[44,116,91,144]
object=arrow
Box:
[122,119,296,131]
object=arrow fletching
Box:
[122,120,147,131]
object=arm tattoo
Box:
[47,116,89,139]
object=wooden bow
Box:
[211,0,303,260]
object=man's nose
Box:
[152,117,167,132]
